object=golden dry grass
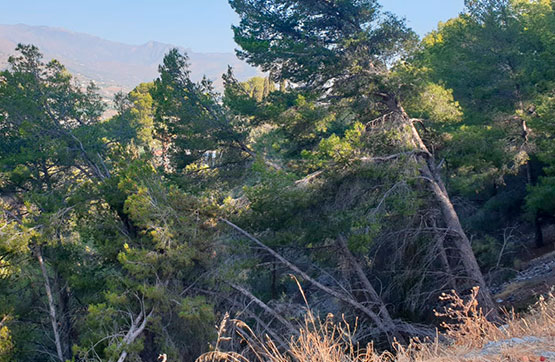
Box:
[197,288,555,362]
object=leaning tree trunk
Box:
[419,159,497,315]
[221,218,404,342]
[36,248,65,362]
[393,104,498,317]
[337,235,401,340]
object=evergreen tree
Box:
[229,0,498,314]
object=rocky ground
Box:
[492,250,555,311]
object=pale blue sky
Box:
[0,0,464,52]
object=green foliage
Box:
[526,177,555,215]
[0,45,109,186]
[243,164,316,231]
[178,296,216,349]
[230,0,413,87]
[116,82,157,149]
[0,323,14,362]
[526,90,555,216]
[252,92,340,165]
[316,122,365,164]
[443,124,515,195]
[405,83,463,124]
[241,76,275,102]
[0,1,553,359]
[152,49,250,171]
[413,0,555,230]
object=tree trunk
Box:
[36,248,65,362]
[53,272,73,359]
[395,106,498,317]
[111,309,153,362]
[337,236,404,342]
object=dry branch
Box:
[220,218,399,341]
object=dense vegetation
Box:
[0,0,553,361]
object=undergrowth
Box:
[197,288,555,362]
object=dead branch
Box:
[230,283,299,336]
[220,218,398,341]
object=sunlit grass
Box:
[198,289,554,362]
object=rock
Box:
[463,336,554,359]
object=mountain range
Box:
[0,24,260,97]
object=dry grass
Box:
[197,288,555,362]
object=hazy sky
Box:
[0,0,465,53]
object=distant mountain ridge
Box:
[0,24,260,96]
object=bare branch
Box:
[220,218,398,341]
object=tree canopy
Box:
[1,1,554,361]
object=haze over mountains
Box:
[0,24,260,97]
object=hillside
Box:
[200,290,555,362]
[0,1,554,361]
[0,24,260,96]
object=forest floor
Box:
[199,244,555,362]
[425,292,555,362]
[405,245,555,362]
[200,288,555,362]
